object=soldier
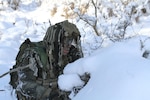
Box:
[9,20,83,100]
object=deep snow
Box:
[60,38,150,100]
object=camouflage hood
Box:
[43,20,83,69]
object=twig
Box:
[91,0,97,18]
[0,63,32,78]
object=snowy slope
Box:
[60,38,150,100]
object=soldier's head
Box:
[44,20,83,63]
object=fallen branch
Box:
[0,63,32,78]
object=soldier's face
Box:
[62,37,73,55]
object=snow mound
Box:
[58,37,150,100]
[58,74,84,91]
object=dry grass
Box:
[79,3,89,15]
[50,6,57,16]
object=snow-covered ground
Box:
[1,0,150,100]
[61,37,150,100]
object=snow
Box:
[63,38,150,100]
[58,74,84,91]
[1,0,150,100]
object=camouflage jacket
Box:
[10,20,83,100]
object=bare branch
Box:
[91,0,97,18]
[74,0,100,36]
[0,63,32,78]
[76,11,100,36]
[91,0,99,36]
[76,13,93,26]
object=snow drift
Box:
[58,37,150,100]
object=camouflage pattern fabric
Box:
[9,20,83,100]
